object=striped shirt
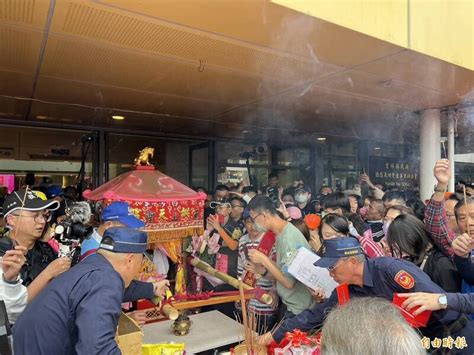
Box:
[237,233,278,315]
[368,220,385,242]
[359,229,385,258]
[349,223,385,258]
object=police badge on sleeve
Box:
[394,270,415,289]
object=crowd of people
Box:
[0,158,473,354]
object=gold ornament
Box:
[134,147,154,166]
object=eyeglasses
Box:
[249,213,263,223]
[210,202,231,209]
[12,212,52,223]
[328,258,346,273]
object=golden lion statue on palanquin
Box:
[134,147,154,166]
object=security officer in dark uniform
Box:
[13,227,167,355]
[258,237,474,354]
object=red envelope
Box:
[336,284,350,306]
[392,293,431,328]
[217,214,225,225]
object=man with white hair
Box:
[322,297,425,355]
[258,237,474,354]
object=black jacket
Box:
[423,247,462,293]
[0,234,57,286]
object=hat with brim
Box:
[2,189,60,218]
[101,201,145,229]
[295,186,311,194]
[99,227,148,254]
[314,237,363,269]
[46,185,64,199]
[314,256,341,269]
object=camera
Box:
[55,220,91,242]
[54,202,92,264]
[255,143,268,155]
[266,186,280,207]
[55,201,92,242]
[239,143,268,159]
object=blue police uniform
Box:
[13,228,152,355]
[274,257,474,354]
[446,293,474,314]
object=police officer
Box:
[258,238,474,354]
[13,227,168,354]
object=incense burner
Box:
[171,314,192,336]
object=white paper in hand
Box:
[288,247,338,295]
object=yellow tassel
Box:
[146,227,204,246]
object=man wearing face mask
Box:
[246,196,313,318]
[295,186,316,218]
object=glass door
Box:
[189,142,210,190]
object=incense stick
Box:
[249,311,254,354]
[270,316,286,336]
[12,186,30,242]
[234,311,244,344]
[463,186,471,237]
[239,281,251,354]
[441,141,447,159]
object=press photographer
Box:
[53,201,93,265]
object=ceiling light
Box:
[35,115,48,120]
[317,137,326,141]
[112,115,125,120]
[374,147,381,150]
[242,130,249,134]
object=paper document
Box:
[288,247,338,295]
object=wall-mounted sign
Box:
[369,157,419,190]
[0,174,15,193]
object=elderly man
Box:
[365,198,385,242]
[13,227,168,354]
[258,237,474,354]
[80,201,146,260]
[322,298,425,355]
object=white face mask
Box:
[242,194,251,204]
[295,194,308,204]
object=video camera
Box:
[266,186,280,207]
[55,201,92,264]
[239,143,268,159]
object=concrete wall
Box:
[273,0,473,70]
